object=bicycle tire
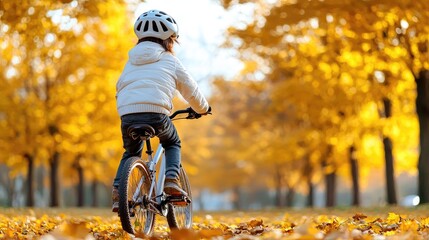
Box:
[118,156,155,235]
[166,166,193,230]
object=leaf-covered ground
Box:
[1,206,429,239]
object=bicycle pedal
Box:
[168,195,191,206]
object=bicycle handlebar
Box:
[169,107,211,120]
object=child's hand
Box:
[187,106,211,119]
[187,107,202,119]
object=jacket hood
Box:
[128,42,164,65]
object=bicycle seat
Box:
[127,124,156,140]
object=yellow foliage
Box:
[0,0,131,187]
[241,60,259,74]
[210,0,429,198]
[0,209,429,240]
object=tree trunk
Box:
[8,176,21,207]
[285,187,295,207]
[49,151,60,207]
[303,156,314,207]
[307,179,314,208]
[326,171,336,207]
[323,145,336,207]
[274,166,283,207]
[91,180,98,207]
[76,164,84,207]
[384,137,397,204]
[349,146,360,206]
[25,154,35,207]
[417,70,429,204]
[382,98,397,205]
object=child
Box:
[112,9,211,212]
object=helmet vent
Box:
[152,21,159,32]
[155,14,162,17]
[166,18,173,23]
[143,21,149,32]
[159,11,167,15]
[136,21,142,31]
[160,22,168,32]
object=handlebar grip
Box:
[169,109,190,119]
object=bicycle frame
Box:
[147,142,166,205]
[131,138,168,215]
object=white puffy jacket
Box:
[116,41,209,117]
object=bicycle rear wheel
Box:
[118,156,155,235]
[166,166,193,230]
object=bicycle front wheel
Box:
[166,166,193,230]
[118,156,155,235]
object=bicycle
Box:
[117,107,208,235]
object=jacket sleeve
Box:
[175,58,209,114]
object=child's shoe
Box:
[164,177,187,196]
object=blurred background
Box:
[0,0,428,210]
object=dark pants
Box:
[113,113,181,188]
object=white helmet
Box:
[134,10,179,40]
